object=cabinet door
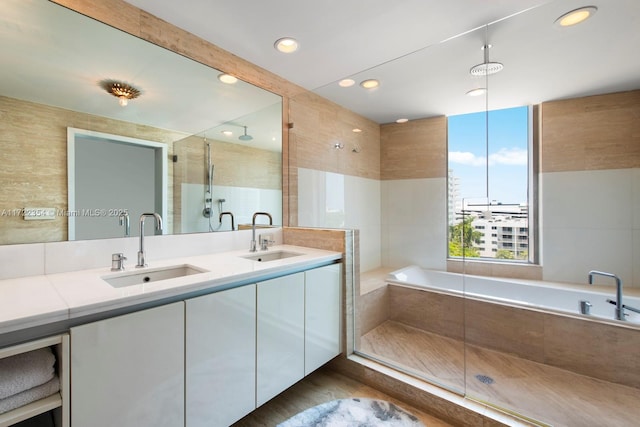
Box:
[256,273,304,407]
[185,285,256,427]
[70,302,184,427]
[305,263,342,375]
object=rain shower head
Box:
[470,44,503,76]
[239,126,253,141]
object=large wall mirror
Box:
[0,0,283,245]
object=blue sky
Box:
[448,106,529,205]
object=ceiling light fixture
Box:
[221,130,233,137]
[339,79,355,87]
[218,73,238,84]
[100,80,140,107]
[239,126,253,141]
[466,88,487,97]
[274,37,299,53]
[470,45,503,76]
[396,118,409,124]
[555,6,597,27]
[360,79,380,89]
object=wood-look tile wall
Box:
[289,91,381,180]
[388,286,464,341]
[541,90,640,173]
[0,95,181,244]
[381,116,448,180]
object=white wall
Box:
[181,183,282,233]
[541,168,640,287]
[298,168,381,272]
[298,168,447,272]
[381,178,448,271]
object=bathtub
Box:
[387,265,640,325]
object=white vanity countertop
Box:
[0,245,341,335]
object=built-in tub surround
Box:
[379,266,640,388]
[353,267,640,426]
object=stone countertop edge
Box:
[0,245,342,336]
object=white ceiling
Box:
[124,0,640,123]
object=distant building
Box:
[447,169,460,226]
[453,203,528,259]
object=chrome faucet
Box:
[136,213,163,268]
[588,270,624,320]
[250,212,272,252]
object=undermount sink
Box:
[103,264,208,288]
[241,250,303,262]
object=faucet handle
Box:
[259,233,275,251]
[111,253,127,271]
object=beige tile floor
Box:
[361,320,640,427]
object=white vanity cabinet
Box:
[185,284,256,427]
[256,272,305,406]
[304,263,341,375]
[70,302,184,427]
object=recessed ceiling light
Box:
[466,88,487,97]
[352,128,362,133]
[396,118,409,124]
[360,79,380,89]
[555,6,597,27]
[274,37,299,53]
[218,73,238,84]
[339,79,355,87]
[221,130,233,137]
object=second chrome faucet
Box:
[250,212,272,252]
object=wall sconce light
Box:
[100,80,141,107]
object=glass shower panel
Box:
[341,28,487,395]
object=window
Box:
[447,105,532,262]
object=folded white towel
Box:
[0,347,55,400]
[0,375,60,414]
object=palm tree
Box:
[448,216,482,257]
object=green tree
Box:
[495,249,514,259]
[448,217,482,257]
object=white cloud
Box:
[448,151,486,166]
[449,148,527,167]
[489,148,528,166]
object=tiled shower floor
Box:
[360,320,640,427]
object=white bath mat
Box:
[277,397,425,426]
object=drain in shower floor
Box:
[475,374,495,385]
